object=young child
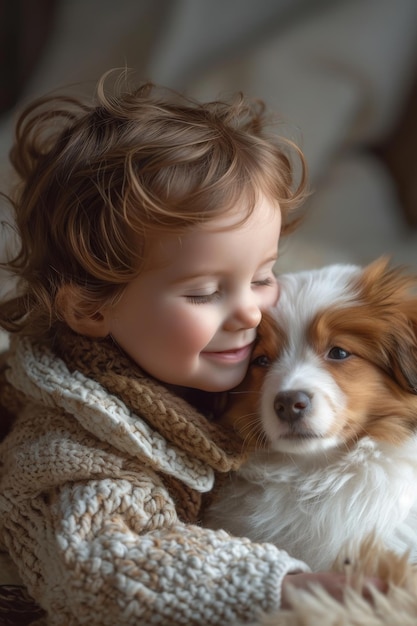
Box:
[0,71,371,625]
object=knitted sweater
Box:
[0,329,309,625]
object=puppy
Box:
[206,257,417,571]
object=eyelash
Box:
[186,293,221,304]
[252,277,274,287]
[185,277,275,304]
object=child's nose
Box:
[225,297,262,331]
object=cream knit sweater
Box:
[0,330,308,625]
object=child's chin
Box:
[197,366,250,393]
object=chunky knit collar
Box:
[52,326,246,474]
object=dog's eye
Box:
[251,355,271,367]
[327,346,351,360]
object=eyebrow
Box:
[265,253,279,264]
[171,254,279,284]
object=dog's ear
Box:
[217,312,282,448]
[359,258,417,394]
[251,312,284,365]
[388,298,417,394]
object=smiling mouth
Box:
[202,343,254,363]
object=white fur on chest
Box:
[205,436,417,570]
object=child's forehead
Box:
[143,197,281,271]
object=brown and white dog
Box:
[205,258,417,571]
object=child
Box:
[0,71,373,625]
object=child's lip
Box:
[202,342,254,363]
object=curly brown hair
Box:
[0,70,308,340]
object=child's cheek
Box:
[263,280,280,309]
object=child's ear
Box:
[56,285,111,338]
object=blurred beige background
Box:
[1,0,416,293]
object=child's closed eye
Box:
[185,292,221,304]
[252,277,275,287]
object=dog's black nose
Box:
[274,390,312,423]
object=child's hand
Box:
[281,572,387,609]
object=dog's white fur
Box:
[206,260,417,571]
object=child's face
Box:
[105,195,281,391]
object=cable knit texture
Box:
[0,329,309,625]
